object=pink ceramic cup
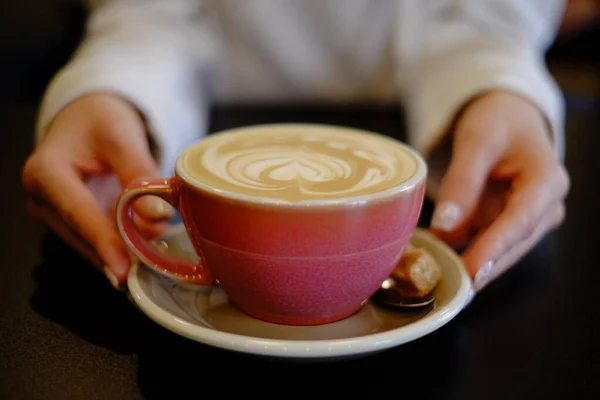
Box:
[116,124,427,326]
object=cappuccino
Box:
[180,124,419,203]
[119,123,427,325]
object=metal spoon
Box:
[371,277,435,309]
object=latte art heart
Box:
[182,126,418,202]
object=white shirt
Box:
[36,0,567,198]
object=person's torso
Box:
[201,0,404,104]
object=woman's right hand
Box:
[22,93,174,289]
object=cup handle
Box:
[116,178,214,284]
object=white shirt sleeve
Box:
[36,0,216,177]
[395,0,567,199]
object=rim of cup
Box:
[175,123,428,208]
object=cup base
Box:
[234,303,364,326]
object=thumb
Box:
[431,127,506,235]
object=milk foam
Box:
[181,126,418,202]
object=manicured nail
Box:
[473,260,494,291]
[431,201,462,232]
[104,266,123,291]
[138,197,174,219]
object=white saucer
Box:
[127,226,473,359]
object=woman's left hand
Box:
[430,91,570,291]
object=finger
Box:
[135,213,170,238]
[99,134,174,221]
[431,126,507,235]
[429,227,472,252]
[463,168,564,282]
[469,180,511,232]
[106,197,171,239]
[135,196,175,222]
[472,203,565,291]
[99,127,158,185]
[431,179,511,251]
[31,160,132,287]
[87,174,173,239]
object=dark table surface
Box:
[1,97,599,399]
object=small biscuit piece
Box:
[391,244,443,298]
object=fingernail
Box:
[431,201,462,232]
[104,266,124,291]
[138,197,174,219]
[473,260,494,291]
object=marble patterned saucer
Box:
[127,225,473,359]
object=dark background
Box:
[1,2,600,399]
